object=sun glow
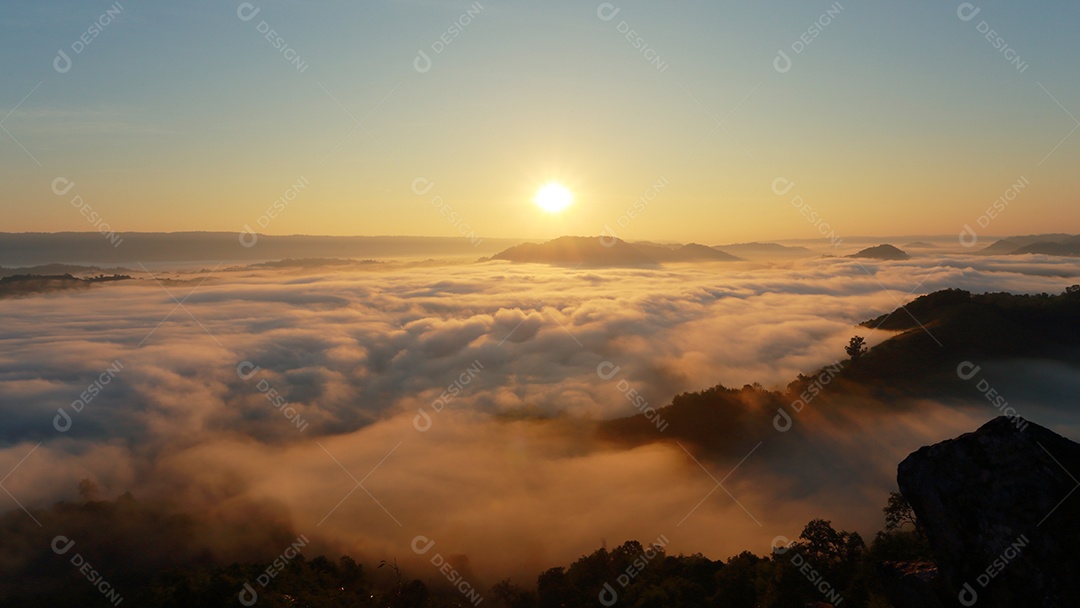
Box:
[533,183,574,213]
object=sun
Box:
[533,183,574,213]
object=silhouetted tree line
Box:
[0,489,932,607]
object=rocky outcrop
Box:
[877,561,947,608]
[896,416,1080,607]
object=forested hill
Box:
[598,287,1080,454]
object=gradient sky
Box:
[1,0,1077,243]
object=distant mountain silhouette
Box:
[0,274,132,298]
[847,244,909,260]
[1010,240,1080,257]
[976,234,1079,256]
[0,263,131,278]
[716,242,815,260]
[634,242,741,262]
[1006,233,1075,246]
[0,233,525,266]
[488,236,659,266]
[486,237,741,266]
[902,241,936,248]
[976,238,1023,255]
[246,258,383,269]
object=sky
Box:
[1,0,1078,243]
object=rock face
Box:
[897,417,1080,607]
[877,561,946,608]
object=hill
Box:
[598,286,1080,455]
[976,238,1023,255]
[716,242,815,260]
[488,236,658,266]
[977,234,1079,256]
[487,237,742,266]
[1011,240,1080,257]
[633,242,741,262]
[846,244,909,260]
[0,263,132,278]
[0,274,133,298]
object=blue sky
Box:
[2,0,1077,241]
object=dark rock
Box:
[897,416,1080,607]
[877,561,948,608]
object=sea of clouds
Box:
[1,254,1077,584]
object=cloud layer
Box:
[1,254,1078,584]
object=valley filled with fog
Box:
[3,252,1077,585]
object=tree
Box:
[798,519,865,565]
[78,478,100,501]
[537,567,581,608]
[845,335,868,360]
[883,491,919,532]
[490,579,537,608]
[397,579,428,607]
[712,551,764,608]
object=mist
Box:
[1,254,1078,588]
